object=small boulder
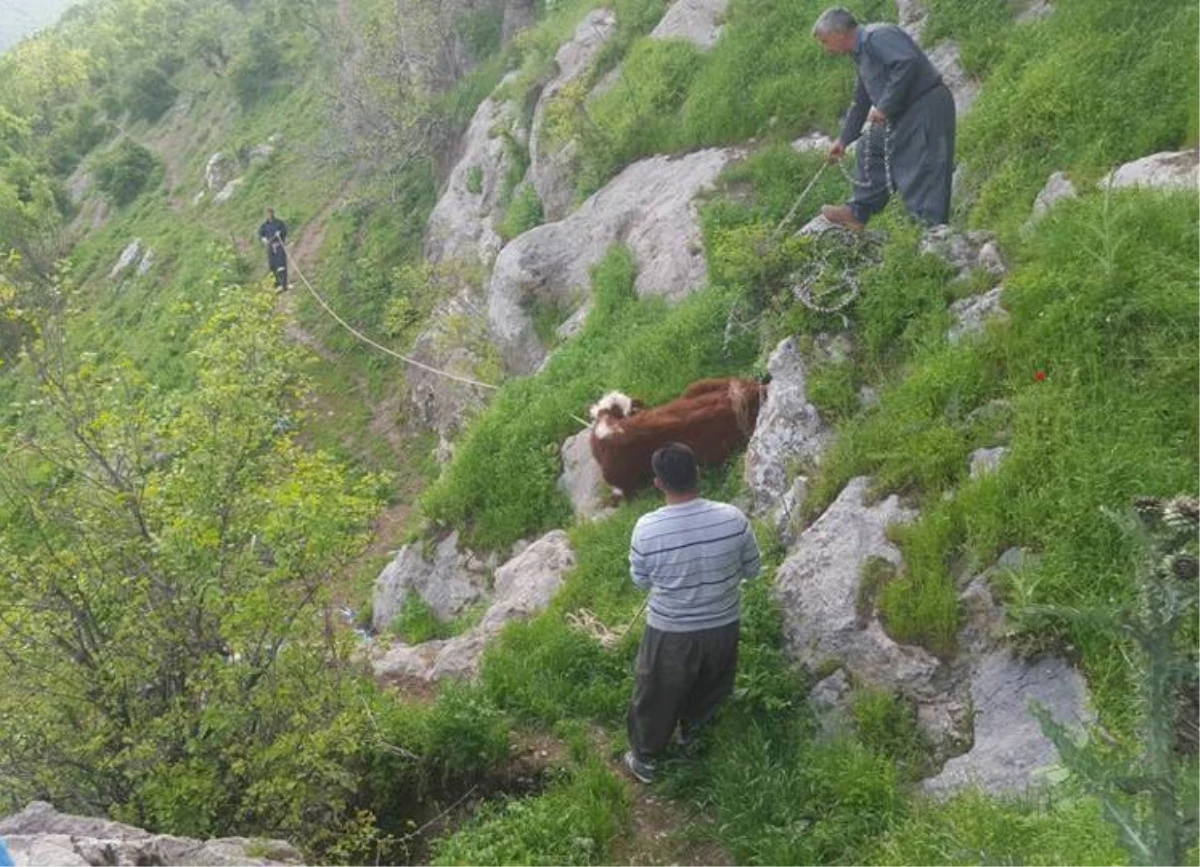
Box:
[372,530,575,682]
[371,531,492,634]
[203,152,234,192]
[213,177,244,204]
[791,132,835,155]
[1099,149,1199,193]
[109,239,143,279]
[558,428,612,519]
[920,225,1006,280]
[947,286,1007,345]
[743,337,831,516]
[968,445,1008,479]
[1022,170,1077,235]
[649,0,729,50]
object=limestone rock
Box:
[810,668,853,735]
[204,152,234,192]
[136,248,155,276]
[947,286,1007,345]
[790,132,835,155]
[1014,0,1054,22]
[1099,149,1199,193]
[425,81,522,267]
[406,288,495,441]
[743,337,830,516]
[1023,170,1076,234]
[372,530,575,681]
[488,147,739,373]
[213,177,243,204]
[923,651,1093,795]
[371,531,492,633]
[774,477,933,693]
[926,41,980,117]
[109,239,143,279]
[649,0,729,50]
[558,428,612,519]
[920,225,1006,280]
[528,9,618,222]
[895,0,928,40]
[968,445,1008,479]
[0,802,301,866]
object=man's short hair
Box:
[652,442,698,493]
[812,7,858,37]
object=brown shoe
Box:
[821,204,865,231]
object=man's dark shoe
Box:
[623,750,656,784]
[821,204,865,231]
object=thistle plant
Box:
[1028,496,1199,866]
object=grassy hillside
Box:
[0,0,1195,863]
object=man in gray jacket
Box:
[623,443,761,784]
[814,7,955,230]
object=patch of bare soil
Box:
[611,789,734,867]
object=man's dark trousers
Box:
[627,620,739,760]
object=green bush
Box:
[499,182,544,240]
[229,26,286,109]
[124,61,180,123]
[93,138,159,206]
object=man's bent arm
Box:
[838,77,871,146]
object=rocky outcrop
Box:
[649,0,729,49]
[204,152,234,192]
[791,132,835,155]
[558,428,612,519]
[947,286,1007,345]
[923,562,1094,796]
[1022,170,1077,235]
[968,445,1008,479]
[528,9,618,222]
[776,477,971,755]
[743,338,831,526]
[373,530,575,681]
[0,802,301,867]
[775,478,934,696]
[488,147,740,373]
[926,41,980,117]
[406,286,497,444]
[372,531,495,633]
[1099,149,1199,192]
[109,239,144,279]
[426,82,523,267]
[920,225,1005,280]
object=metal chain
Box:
[836,120,894,194]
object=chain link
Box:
[836,120,894,194]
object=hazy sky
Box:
[0,0,81,53]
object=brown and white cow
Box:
[587,377,766,499]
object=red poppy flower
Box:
[1034,370,1046,382]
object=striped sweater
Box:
[629,498,762,633]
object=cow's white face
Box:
[589,391,634,422]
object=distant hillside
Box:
[0,0,79,52]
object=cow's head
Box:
[589,391,638,440]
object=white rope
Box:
[272,234,500,391]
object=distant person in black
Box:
[258,207,288,292]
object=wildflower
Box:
[1034,369,1046,382]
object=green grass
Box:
[431,758,632,866]
[806,191,1198,719]
[389,593,486,644]
[421,245,757,550]
[957,0,1199,239]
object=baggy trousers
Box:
[267,244,288,290]
[849,83,955,226]
[626,620,739,760]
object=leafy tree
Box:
[0,272,384,844]
[93,138,158,206]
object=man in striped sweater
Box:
[623,442,762,784]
